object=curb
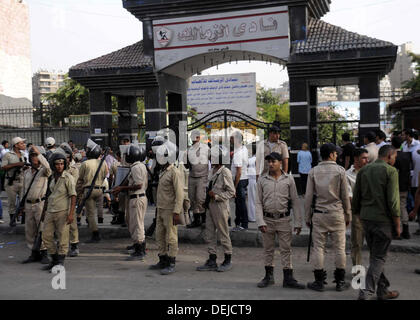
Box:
[2,224,420,254]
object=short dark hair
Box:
[392,131,401,136]
[391,136,403,149]
[342,133,351,142]
[403,128,415,138]
[365,131,376,143]
[1,140,8,146]
[320,143,337,160]
[375,130,386,140]
[378,145,396,158]
[354,148,368,158]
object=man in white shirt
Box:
[363,131,379,163]
[230,131,249,231]
[375,130,387,148]
[402,129,419,153]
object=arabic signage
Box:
[187,73,256,118]
[153,6,289,71]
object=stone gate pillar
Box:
[144,86,167,148]
[359,75,380,145]
[89,90,112,147]
[118,96,138,142]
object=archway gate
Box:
[69,0,397,174]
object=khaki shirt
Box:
[128,161,148,196]
[256,140,289,176]
[209,166,235,203]
[47,171,76,213]
[67,163,79,182]
[188,142,209,178]
[304,161,351,224]
[255,172,303,228]
[23,154,52,201]
[76,159,108,194]
[156,164,184,214]
[1,150,24,181]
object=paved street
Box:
[1,231,419,300]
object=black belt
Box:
[84,186,105,190]
[263,211,290,219]
[26,197,46,204]
[314,209,329,214]
[130,193,145,199]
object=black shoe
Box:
[307,269,327,292]
[85,231,101,243]
[126,243,145,261]
[258,266,274,288]
[22,250,40,264]
[217,254,232,272]
[197,254,218,271]
[283,269,305,289]
[149,254,169,270]
[161,256,176,275]
[402,224,411,239]
[98,217,104,224]
[42,254,58,271]
[187,214,201,229]
[68,243,79,257]
[414,269,420,275]
[51,255,66,272]
[40,250,50,264]
[333,268,350,291]
[126,244,135,251]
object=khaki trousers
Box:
[188,176,207,214]
[84,189,102,232]
[400,191,408,224]
[206,200,232,255]
[128,196,147,244]
[351,213,364,266]
[5,180,22,215]
[69,218,79,244]
[311,213,346,270]
[96,193,104,218]
[156,208,178,257]
[262,217,293,268]
[42,210,70,255]
[24,201,47,251]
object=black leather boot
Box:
[68,243,79,257]
[149,254,169,270]
[257,266,274,288]
[333,268,350,291]
[197,254,218,271]
[187,214,201,228]
[161,256,176,275]
[307,269,327,292]
[402,224,411,239]
[40,250,50,264]
[217,254,232,272]
[22,250,40,264]
[98,217,104,224]
[283,269,305,289]
[42,253,58,271]
[126,243,145,261]
[85,231,101,243]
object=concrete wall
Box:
[0,0,33,127]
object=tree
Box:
[317,104,355,146]
[44,76,89,126]
[402,52,420,94]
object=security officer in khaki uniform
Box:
[149,140,184,275]
[76,143,108,243]
[256,126,289,177]
[197,145,235,272]
[41,153,76,270]
[21,146,51,264]
[304,143,352,292]
[255,152,305,289]
[1,137,27,226]
[112,145,148,260]
[187,130,209,228]
[56,143,81,257]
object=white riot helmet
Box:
[45,137,55,148]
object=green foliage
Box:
[402,52,420,94]
[43,75,90,126]
[317,105,355,146]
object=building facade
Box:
[32,70,66,108]
[388,42,415,90]
[0,0,33,127]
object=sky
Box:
[26,0,420,89]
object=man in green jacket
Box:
[352,145,401,300]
